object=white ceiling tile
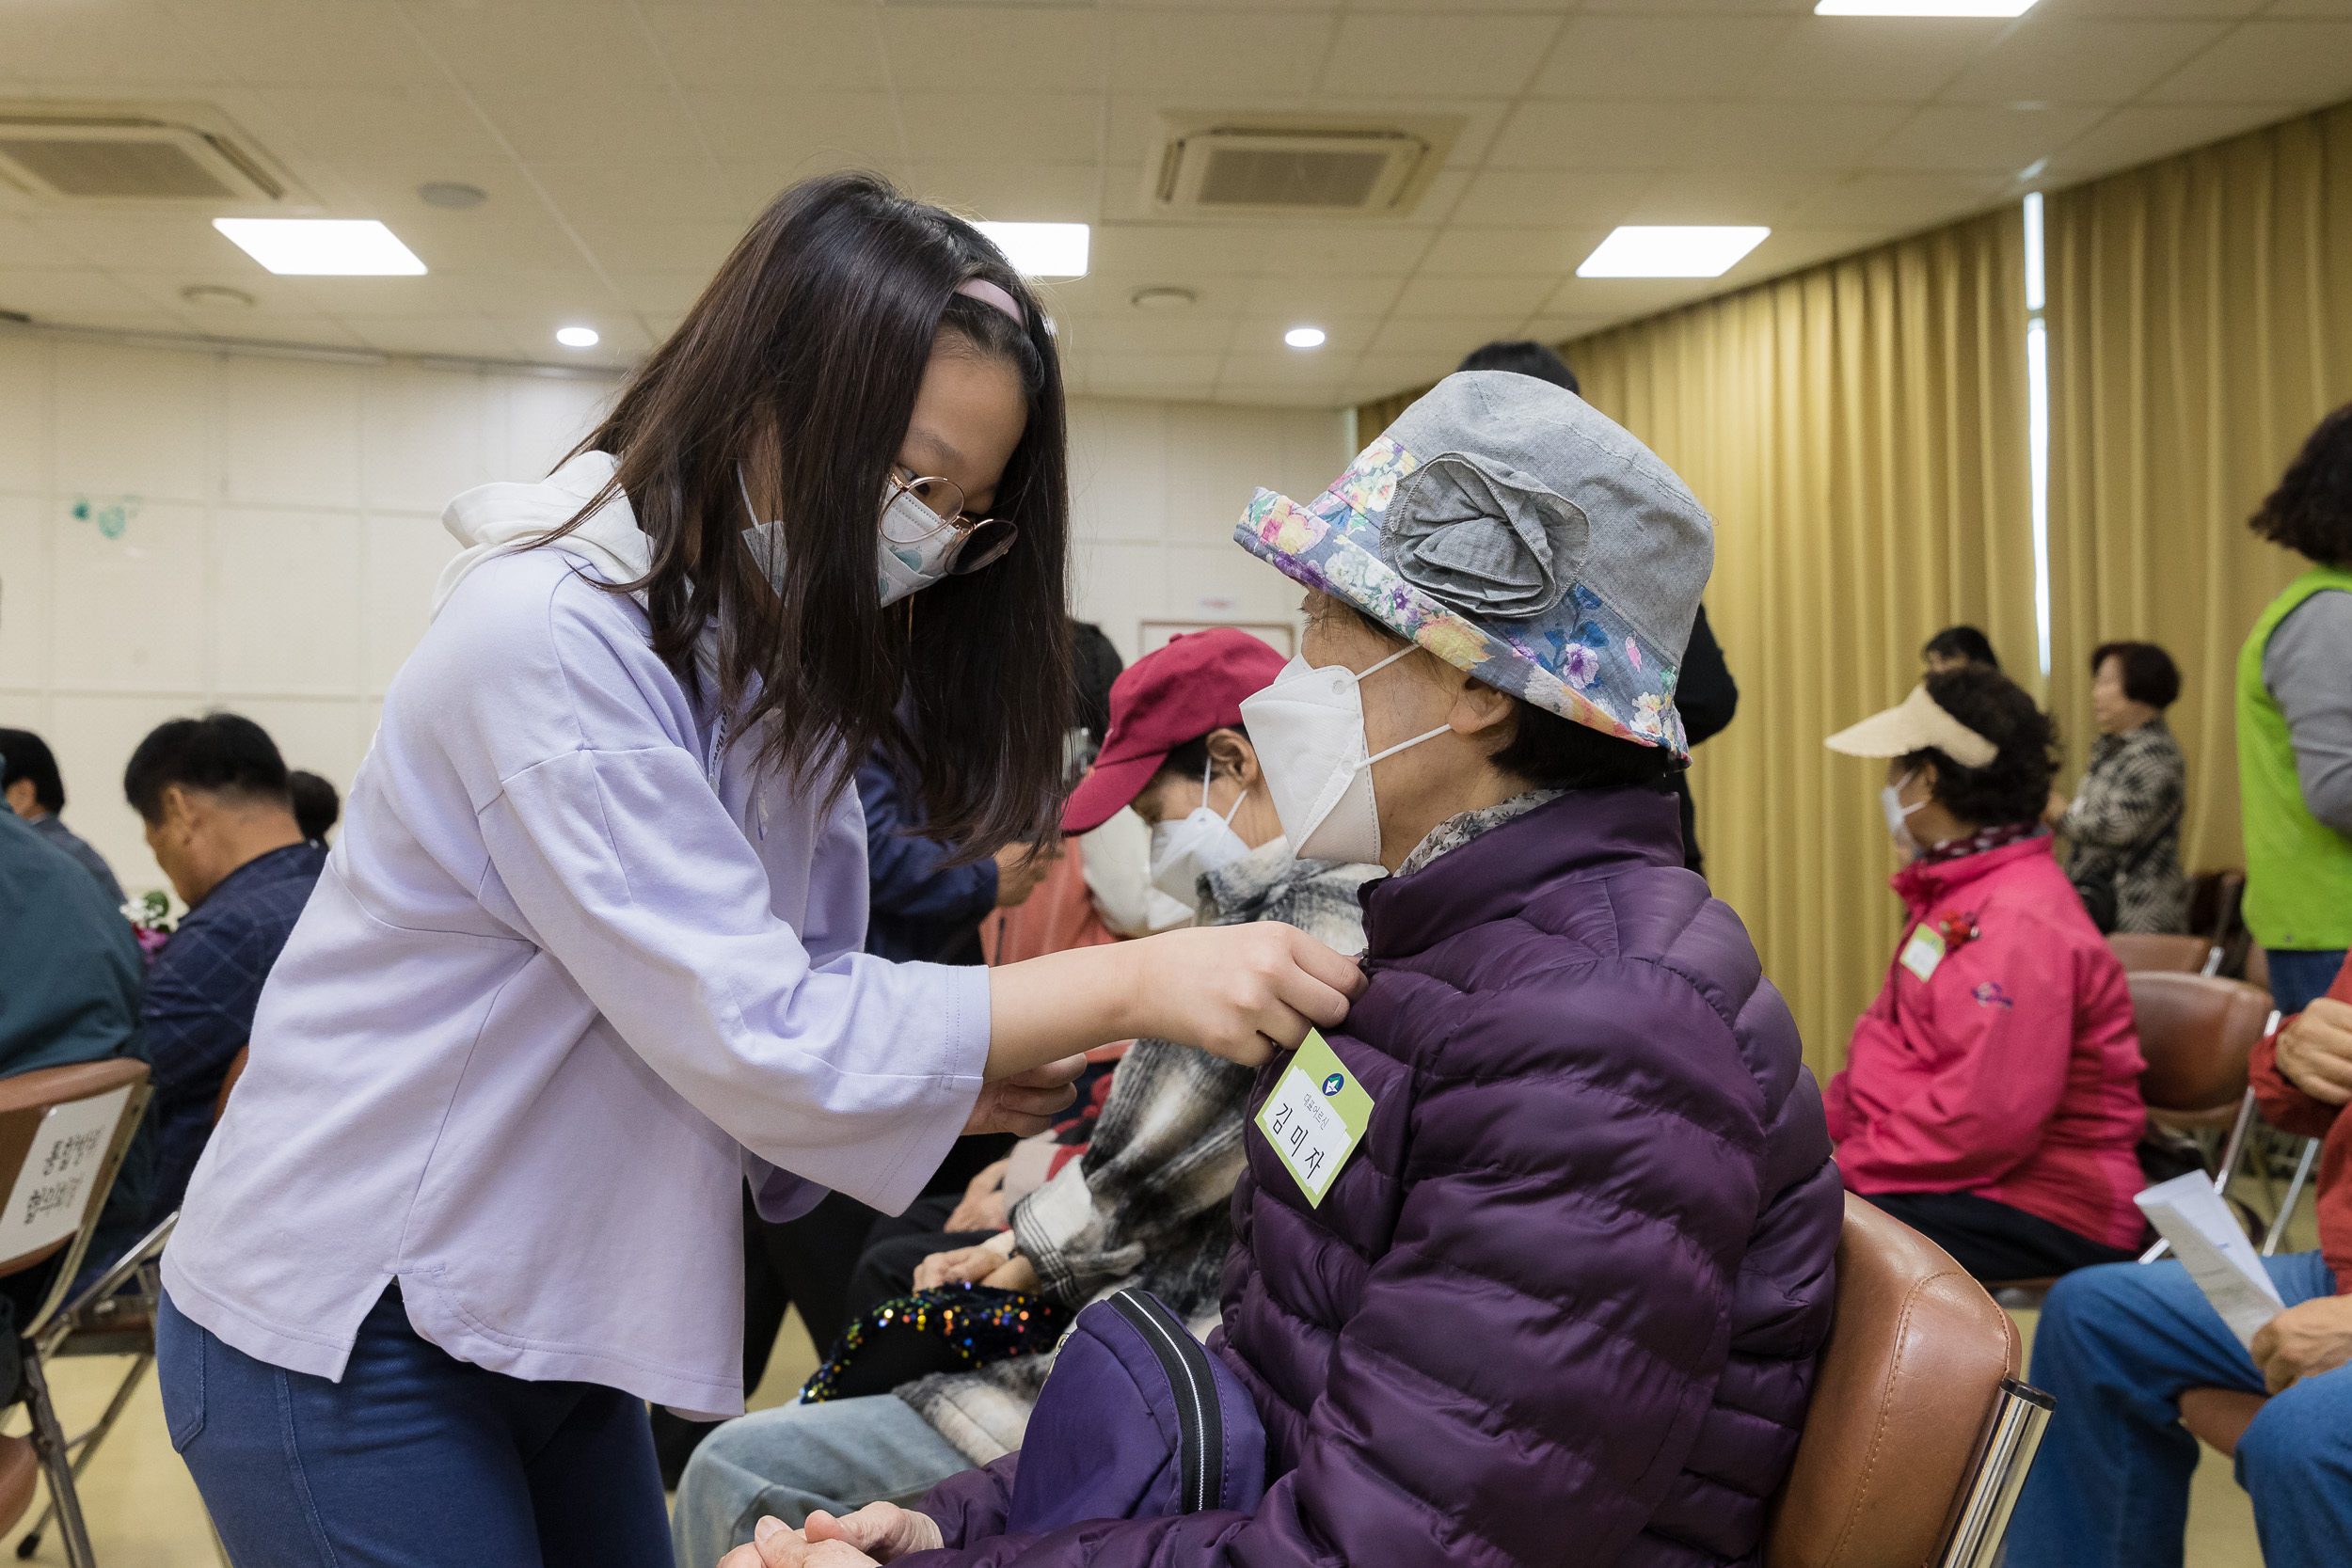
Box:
[491,312,658,357]
[21,213,253,274]
[882,7,1108,82]
[1242,275,1407,316]
[248,87,514,164]
[1309,97,1512,169]
[1106,11,1340,95]
[1392,274,1557,317]
[2142,22,2352,105]
[1367,316,1530,354]
[1343,353,1459,396]
[1091,226,1274,277]
[156,0,442,87]
[2,0,235,87]
[1937,18,2229,105]
[1676,102,1916,169]
[474,90,717,165]
[909,164,1102,224]
[562,217,743,274]
[526,162,741,223]
[609,272,717,315]
[1864,104,2106,173]
[1251,224,1438,277]
[1060,317,1233,356]
[1226,320,1385,356]
[1574,0,1810,11]
[0,269,188,317]
[2037,0,2266,15]
[1621,170,1835,226]
[2040,103,2297,180]
[1531,15,1801,101]
[1447,170,1655,230]
[641,6,891,90]
[1485,102,1698,170]
[1746,18,2005,103]
[2265,0,2352,14]
[1413,227,1604,278]
[1318,12,1564,98]
[399,2,657,92]
[387,212,596,276]
[1785,169,2018,229]
[897,93,1103,166]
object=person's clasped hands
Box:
[718,1505,943,1568]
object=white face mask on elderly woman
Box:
[1238,650,1450,867]
[1148,758,1253,902]
[1882,770,1929,858]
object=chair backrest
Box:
[2129,972,2273,1114]
[0,1059,151,1285]
[1767,1195,2021,1568]
[2186,869,2246,948]
[2107,933,2212,974]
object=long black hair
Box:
[557,171,1073,854]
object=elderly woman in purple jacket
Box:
[152,173,1364,1567]
[739,376,1843,1568]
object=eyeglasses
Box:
[886,468,1018,576]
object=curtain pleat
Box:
[1560,212,2032,1081]
[2044,101,2352,879]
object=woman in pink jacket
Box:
[1823,667,2149,1281]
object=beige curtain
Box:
[1549,214,2033,1080]
[2044,101,2352,878]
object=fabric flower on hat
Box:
[1382,453,1587,622]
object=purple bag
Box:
[1006,1288,1267,1533]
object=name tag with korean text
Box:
[1254,1031,1372,1208]
[1899,925,1947,982]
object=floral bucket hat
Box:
[1232,371,1716,757]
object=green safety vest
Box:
[2238,565,2352,950]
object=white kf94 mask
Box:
[1147,757,1252,903]
[738,468,961,609]
[1237,649,1449,867]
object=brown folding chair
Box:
[2107,933,2214,976]
[0,1059,152,1568]
[1766,1195,2053,1568]
[2130,972,2275,1205]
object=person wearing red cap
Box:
[672,629,1379,1565]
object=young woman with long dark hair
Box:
[153,172,1360,1564]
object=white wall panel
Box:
[52,344,211,504]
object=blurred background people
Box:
[2239,404,2352,1015]
[287,768,342,847]
[1823,671,2147,1282]
[122,714,326,1230]
[2050,641,2189,934]
[1923,625,2002,674]
[2,725,125,905]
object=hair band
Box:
[954,277,1026,329]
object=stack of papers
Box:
[2135,1172,2283,1349]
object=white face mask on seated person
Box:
[1882,769,1929,859]
[1148,757,1254,902]
[1239,648,1451,867]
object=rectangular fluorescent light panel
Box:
[975,221,1089,278]
[212,218,426,276]
[1814,2,2036,16]
[1577,227,1770,279]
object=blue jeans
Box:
[2268,949,2348,1016]
[159,1284,671,1567]
[2007,1252,2352,1568]
[671,1395,973,1568]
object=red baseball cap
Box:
[1061,628,1290,834]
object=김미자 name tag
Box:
[1254,1030,1372,1208]
[1899,925,1947,982]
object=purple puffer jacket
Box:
[911,788,1842,1568]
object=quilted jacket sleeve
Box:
[902,953,1774,1568]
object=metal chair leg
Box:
[20,1351,96,1568]
[2264,1137,2324,1258]
[17,1353,152,1559]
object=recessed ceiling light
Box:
[1131,287,1197,311]
[975,222,1089,278]
[1814,1,2036,15]
[180,284,254,309]
[556,325,599,348]
[417,182,487,210]
[1284,326,1327,349]
[212,219,427,277]
[1577,227,1771,278]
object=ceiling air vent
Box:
[1149,113,1462,220]
[0,103,295,207]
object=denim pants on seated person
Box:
[2267,948,2350,1017]
[2006,1251,2352,1568]
[670,1395,972,1568]
[158,1284,672,1567]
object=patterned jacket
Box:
[896,838,1376,1464]
[2061,718,2188,934]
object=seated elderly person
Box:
[2009,950,2352,1568]
[726,372,1842,1568]
[675,627,1376,1564]
[1822,672,2148,1282]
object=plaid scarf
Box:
[1915,819,2047,868]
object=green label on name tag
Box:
[1254,1030,1373,1208]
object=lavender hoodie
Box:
[162,453,990,1418]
